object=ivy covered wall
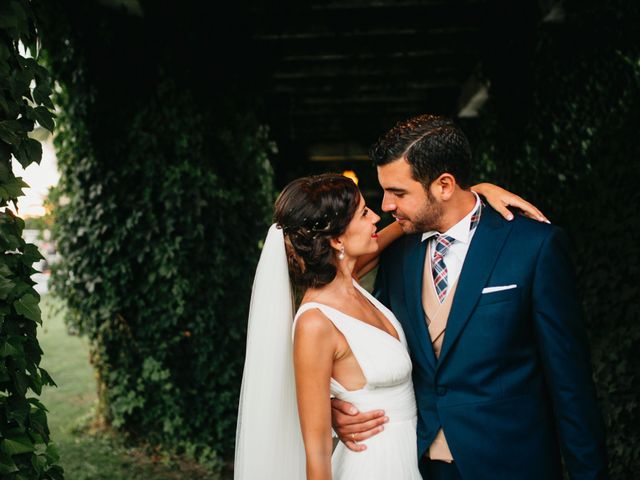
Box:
[35,0,276,469]
[472,1,640,476]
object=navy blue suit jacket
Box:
[374,206,607,480]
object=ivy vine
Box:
[0,0,62,478]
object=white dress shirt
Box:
[421,193,482,297]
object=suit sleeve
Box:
[531,227,608,479]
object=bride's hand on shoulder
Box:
[471,183,550,223]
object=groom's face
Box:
[377,158,443,234]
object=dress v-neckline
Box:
[300,280,403,345]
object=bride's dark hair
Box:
[274,173,360,290]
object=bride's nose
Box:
[372,211,381,224]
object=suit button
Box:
[436,386,447,396]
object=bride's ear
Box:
[329,237,343,253]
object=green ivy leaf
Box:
[14,370,30,396]
[29,405,49,438]
[21,243,44,265]
[13,293,41,324]
[1,175,28,199]
[0,120,25,145]
[29,106,55,133]
[33,80,54,109]
[0,275,14,300]
[10,68,34,99]
[1,434,36,455]
[0,337,21,358]
[39,368,56,388]
[0,263,11,276]
[14,138,42,168]
[44,443,60,463]
[0,451,19,475]
[29,369,43,395]
[7,395,29,426]
[31,453,46,475]
[28,397,49,412]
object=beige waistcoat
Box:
[422,241,459,463]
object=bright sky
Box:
[11,136,59,217]
[9,43,61,218]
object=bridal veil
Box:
[234,224,306,479]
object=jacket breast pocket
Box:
[476,287,520,307]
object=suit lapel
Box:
[436,207,513,369]
[403,235,437,371]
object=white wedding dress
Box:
[293,280,422,480]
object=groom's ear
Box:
[432,173,456,201]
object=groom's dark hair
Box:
[370,114,472,189]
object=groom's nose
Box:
[381,193,396,213]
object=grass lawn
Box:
[37,295,225,480]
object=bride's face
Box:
[339,195,381,259]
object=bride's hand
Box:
[471,183,550,223]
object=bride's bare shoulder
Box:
[295,307,332,335]
[294,306,341,348]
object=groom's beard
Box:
[397,192,444,234]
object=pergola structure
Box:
[99,0,563,190]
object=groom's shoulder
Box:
[501,210,567,250]
[381,231,420,262]
[395,232,422,252]
[482,205,563,248]
[511,213,561,237]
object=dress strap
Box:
[292,302,343,340]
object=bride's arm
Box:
[294,311,338,480]
[354,221,404,279]
[471,182,549,223]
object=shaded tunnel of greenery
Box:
[0,0,637,478]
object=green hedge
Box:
[0,0,63,478]
[37,2,276,469]
[473,1,640,476]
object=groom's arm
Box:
[330,398,388,452]
[531,227,608,479]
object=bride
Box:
[234,174,544,479]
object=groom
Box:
[332,114,607,479]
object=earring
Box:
[338,246,345,260]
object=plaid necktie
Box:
[432,235,455,303]
[431,204,482,303]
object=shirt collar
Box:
[421,192,482,243]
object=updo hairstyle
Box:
[274,174,360,290]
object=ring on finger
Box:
[351,432,357,442]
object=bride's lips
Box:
[371,232,378,239]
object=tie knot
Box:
[434,235,455,257]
